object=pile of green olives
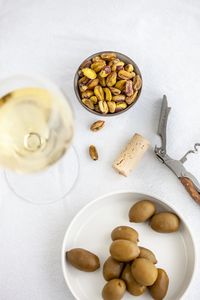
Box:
[66,199,180,300]
[102,224,169,300]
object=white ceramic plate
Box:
[62,191,196,300]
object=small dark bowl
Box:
[74,51,142,116]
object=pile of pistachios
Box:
[77,52,142,114]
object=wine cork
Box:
[112,133,150,176]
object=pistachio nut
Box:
[81,90,94,98]
[94,85,104,101]
[91,60,106,73]
[103,87,112,101]
[94,104,100,112]
[112,95,126,102]
[107,101,116,113]
[80,59,92,69]
[115,102,127,112]
[124,64,134,72]
[99,100,109,114]
[87,78,99,89]
[109,87,121,95]
[108,58,120,67]
[116,65,124,71]
[82,98,94,110]
[90,96,98,104]
[79,76,89,86]
[126,91,138,105]
[106,71,117,87]
[89,145,98,160]
[92,56,102,62]
[82,68,97,79]
[78,70,83,77]
[99,66,111,78]
[79,85,88,92]
[111,60,125,72]
[100,52,117,61]
[124,80,134,97]
[118,70,135,80]
[133,75,142,90]
[90,120,105,132]
[115,80,126,91]
[98,75,106,87]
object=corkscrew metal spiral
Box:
[180,143,200,163]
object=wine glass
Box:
[0,75,79,204]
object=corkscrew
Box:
[155,95,200,205]
[180,143,200,163]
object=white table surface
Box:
[0,0,199,299]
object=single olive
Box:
[150,212,180,233]
[129,200,156,223]
[103,256,124,281]
[111,226,138,243]
[110,239,140,262]
[131,258,158,286]
[102,279,126,300]
[66,248,100,272]
[139,247,157,264]
[149,268,169,300]
[121,264,146,296]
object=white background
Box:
[0,0,200,299]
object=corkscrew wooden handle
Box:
[180,177,200,205]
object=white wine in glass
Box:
[0,75,79,204]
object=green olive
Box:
[102,279,126,300]
[110,239,140,262]
[129,200,156,223]
[121,264,146,296]
[131,258,158,286]
[66,248,100,272]
[111,226,139,243]
[149,268,169,300]
[150,212,180,233]
[103,256,124,281]
[139,247,157,264]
